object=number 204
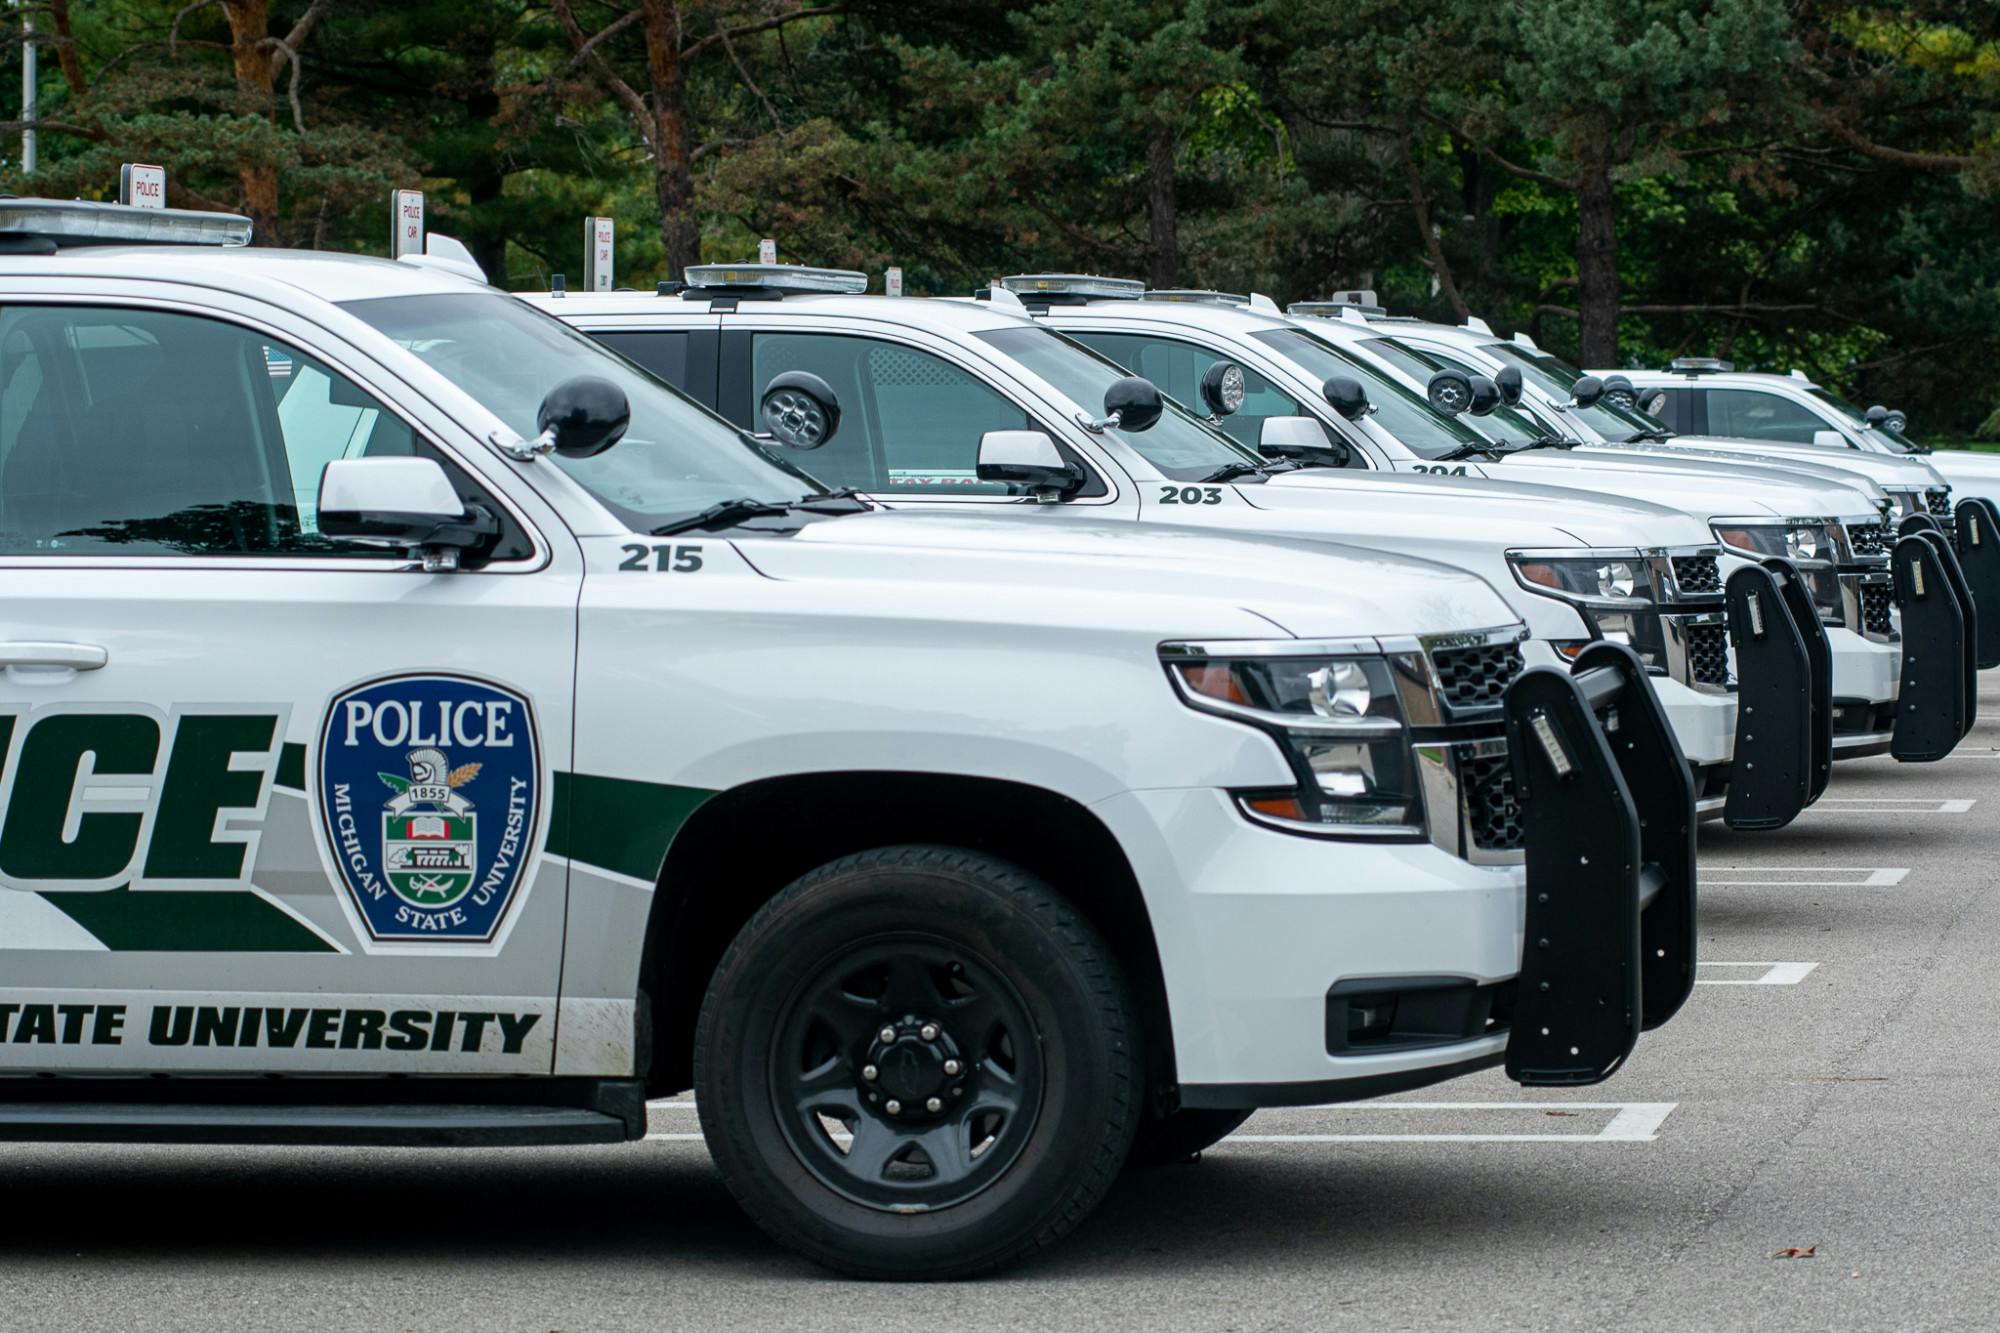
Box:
[617,543,705,572]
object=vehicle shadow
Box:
[0,1141,1651,1283]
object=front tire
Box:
[694,845,1139,1279]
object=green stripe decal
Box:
[276,742,307,793]
[547,772,713,884]
[39,886,337,953]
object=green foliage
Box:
[0,0,1991,433]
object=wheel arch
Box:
[635,770,1175,1103]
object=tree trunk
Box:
[642,0,700,277]
[1146,124,1177,288]
[1574,163,1619,366]
[221,0,281,243]
[1402,128,1468,320]
[454,20,507,282]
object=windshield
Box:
[1479,343,1660,438]
[1246,327,1484,459]
[341,293,818,529]
[1362,337,1545,444]
[1808,386,1921,453]
[971,325,1259,480]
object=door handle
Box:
[0,641,109,670]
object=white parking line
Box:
[641,1101,1677,1144]
[1802,797,1973,815]
[1701,866,1908,887]
[1697,962,1821,986]
[1224,1102,1676,1144]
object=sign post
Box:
[586,216,615,291]
[119,164,167,210]
[885,266,904,297]
[391,189,425,258]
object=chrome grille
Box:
[1462,747,1523,852]
[1671,555,1721,595]
[1686,622,1731,686]
[1928,488,1953,517]
[1862,583,1894,636]
[1431,642,1524,710]
[1847,522,1889,556]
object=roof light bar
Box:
[1142,289,1248,306]
[683,262,868,294]
[0,197,252,248]
[1287,301,1382,321]
[1667,357,1735,374]
[999,273,1144,300]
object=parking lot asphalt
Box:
[6,684,2000,1332]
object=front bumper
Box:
[1106,647,1693,1105]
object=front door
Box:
[0,301,578,1075]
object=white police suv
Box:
[1603,360,2000,511]
[1003,283,1953,766]
[0,199,1699,1278]
[531,265,1905,826]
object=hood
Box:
[1487,447,1879,520]
[1605,436,1941,492]
[1251,468,1715,548]
[734,508,1519,641]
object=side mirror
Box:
[1323,375,1371,421]
[1466,375,1502,416]
[976,430,1082,501]
[1102,376,1163,432]
[1600,374,1637,411]
[760,371,841,449]
[1637,387,1667,416]
[1812,429,1850,450]
[1200,360,1246,418]
[1569,374,1606,409]
[1259,416,1351,468]
[1426,369,1474,416]
[318,457,495,570]
[1493,365,1524,406]
[536,376,630,458]
[1865,405,1889,429]
[1884,408,1908,433]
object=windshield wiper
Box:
[650,489,871,536]
[1622,428,1674,443]
[1497,438,1580,455]
[1200,461,1272,482]
[1432,442,1506,462]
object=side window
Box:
[1072,331,1307,450]
[1705,388,1825,444]
[595,330,689,389]
[748,332,1066,496]
[0,305,516,559]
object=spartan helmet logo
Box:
[407,748,449,787]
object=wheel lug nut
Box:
[943,1059,961,1076]
[926,1097,942,1113]
[879,1026,896,1044]
[885,1099,902,1116]
[861,1064,878,1081]
[920,1024,939,1042]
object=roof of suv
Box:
[519,288,1029,337]
[2,243,478,306]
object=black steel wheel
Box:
[695,845,1138,1279]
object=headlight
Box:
[1710,522,1834,566]
[1509,554,1666,671]
[1166,652,1422,837]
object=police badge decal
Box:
[316,674,542,944]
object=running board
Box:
[0,1102,631,1147]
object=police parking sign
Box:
[119,163,166,209]
[316,673,541,944]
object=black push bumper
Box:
[1892,521,1977,761]
[1953,497,2000,669]
[1721,558,1831,830]
[1503,643,1696,1087]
